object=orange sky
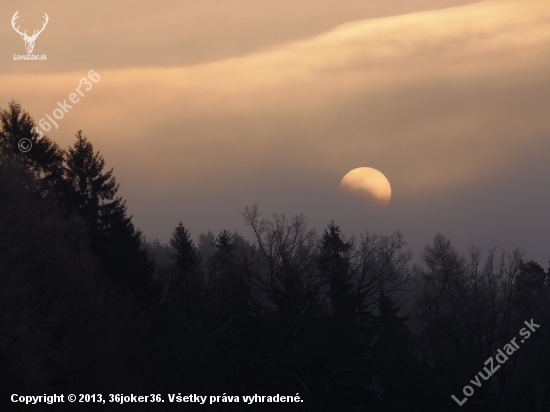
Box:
[2,0,550,264]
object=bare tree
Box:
[242,203,324,321]
[350,231,413,317]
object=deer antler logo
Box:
[11,11,49,54]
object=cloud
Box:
[1,0,479,73]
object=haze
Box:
[2,0,549,264]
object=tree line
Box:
[0,101,549,411]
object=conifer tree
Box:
[65,131,119,227]
[208,230,237,283]
[0,101,65,187]
[209,230,246,312]
[170,223,201,274]
[166,223,202,314]
[214,230,236,254]
[197,231,216,270]
[65,131,153,292]
[318,221,354,319]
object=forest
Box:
[0,100,549,411]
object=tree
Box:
[414,234,487,398]
[414,235,536,408]
[143,237,175,272]
[514,260,547,313]
[509,260,550,412]
[163,223,202,313]
[99,203,154,295]
[170,223,201,275]
[65,131,153,293]
[206,230,249,316]
[241,205,326,406]
[0,101,65,188]
[350,231,412,317]
[197,231,216,271]
[0,153,152,407]
[318,221,354,320]
[65,131,119,227]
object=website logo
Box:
[11,11,48,60]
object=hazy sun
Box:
[338,167,392,208]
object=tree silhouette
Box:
[0,101,65,188]
[206,230,249,317]
[4,100,550,412]
[318,221,354,320]
[197,230,216,271]
[65,131,119,226]
[0,151,152,411]
[170,223,201,274]
[162,223,202,317]
[65,131,153,294]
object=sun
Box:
[338,167,392,208]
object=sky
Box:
[2,0,550,266]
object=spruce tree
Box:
[214,230,235,253]
[170,223,201,274]
[209,230,245,312]
[65,131,119,227]
[65,131,153,293]
[197,231,216,270]
[166,223,202,313]
[0,101,65,188]
[318,221,354,319]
